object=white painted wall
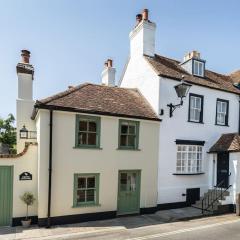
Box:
[129,20,156,57]
[0,145,38,218]
[158,77,239,203]
[16,71,36,153]
[36,110,159,218]
[120,48,239,204]
[221,152,240,205]
[120,56,160,114]
[16,99,36,152]
[101,67,116,86]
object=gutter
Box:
[47,110,53,228]
[33,104,161,122]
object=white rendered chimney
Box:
[16,50,36,153]
[129,9,156,57]
[101,59,116,86]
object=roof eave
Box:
[159,74,240,95]
[35,104,162,122]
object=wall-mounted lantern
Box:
[20,125,28,139]
[167,80,191,117]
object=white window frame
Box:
[216,100,228,126]
[193,60,204,77]
[189,95,202,122]
[176,145,203,174]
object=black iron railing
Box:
[201,175,232,214]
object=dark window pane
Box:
[87,177,95,188]
[79,121,87,131]
[88,133,97,145]
[121,124,128,134]
[88,121,97,132]
[79,132,87,145]
[120,135,127,146]
[128,125,136,134]
[120,173,127,191]
[78,177,86,188]
[77,190,85,203]
[86,189,95,202]
[128,135,135,147]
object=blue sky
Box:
[0,0,240,118]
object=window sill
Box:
[72,203,101,208]
[173,172,205,176]
[116,148,141,151]
[215,124,229,127]
[187,120,204,124]
[73,146,103,150]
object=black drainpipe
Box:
[47,110,53,228]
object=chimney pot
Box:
[142,9,149,21]
[101,59,116,86]
[21,49,31,64]
[107,59,113,68]
[136,14,142,24]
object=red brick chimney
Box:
[21,50,31,64]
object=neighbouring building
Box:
[120,9,240,211]
[1,8,240,227]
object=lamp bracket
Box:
[167,99,184,118]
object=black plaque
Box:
[19,172,32,181]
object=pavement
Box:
[0,207,238,240]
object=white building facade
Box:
[0,50,160,227]
[120,9,240,210]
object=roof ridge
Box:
[37,83,91,104]
[151,53,233,78]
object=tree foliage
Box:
[0,114,16,148]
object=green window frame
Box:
[75,115,101,148]
[118,119,140,150]
[73,173,100,207]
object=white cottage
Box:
[0,52,160,227]
[120,9,240,212]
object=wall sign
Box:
[19,172,32,181]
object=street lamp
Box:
[20,125,28,139]
[167,81,191,117]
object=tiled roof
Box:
[144,54,240,94]
[230,70,240,83]
[209,133,240,153]
[34,83,160,121]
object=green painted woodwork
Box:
[117,170,141,215]
[0,166,13,226]
[118,119,140,150]
[73,173,100,207]
[75,115,101,149]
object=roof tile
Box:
[144,54,240,94]
[35,83,160,121]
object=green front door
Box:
[0,166,13,226]
[117,170,141,215]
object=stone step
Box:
[207,189,229,196]
[192,202,219,210]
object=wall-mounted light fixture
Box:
[20,125,28,139]
[167,78,191,118]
